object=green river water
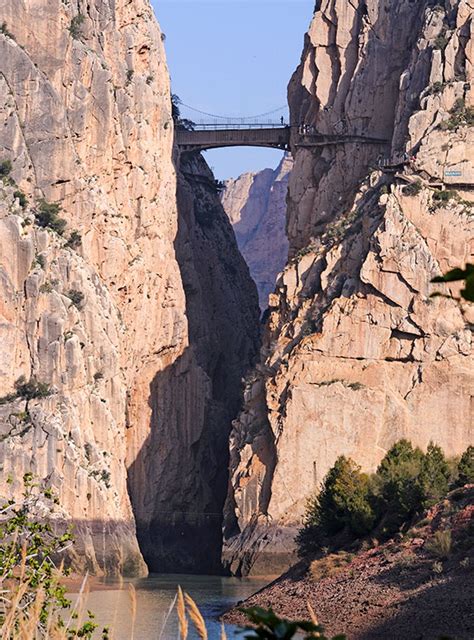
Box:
[74,574,272,639]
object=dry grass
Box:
[0,572,93,639]
[310,552,354,582]
[177,586,189,639]
[425,530,452,559]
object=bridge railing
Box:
[189,121,290,131]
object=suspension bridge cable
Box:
[178,101,289,121]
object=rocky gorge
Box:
[0,0,472,594]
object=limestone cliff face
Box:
[225,0,474,576]
[0,0,259,576]
[221,156,291,309]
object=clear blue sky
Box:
[151,0,313,180]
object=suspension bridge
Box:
[174,101,390,154]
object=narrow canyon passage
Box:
[126,152,263,573]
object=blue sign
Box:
[445,170,462,177]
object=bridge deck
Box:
[177,126,291,152]
[176,124,390,153]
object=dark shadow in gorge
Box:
[127,152,261,574]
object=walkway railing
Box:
[189,122,289,131]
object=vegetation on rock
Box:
[0,376,52,405]
[439,99,474,131]
[65,230,82,250]
[35,200,67,236]
[68,15,85,40]
[0,160,12,178]
[297,440,469,556]
[66,289,85,309]
[402,179,422,196]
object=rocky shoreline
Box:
[223,487,474,639]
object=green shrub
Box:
[13,189,28,208]
[432,189,456,204]
[67,289,84,308]
[0,21,13,38]
[457,445,474,486]
[0,474,106,637]
[14,375,52,400]
[101,470,111,488]
[34,253,46,269]
[0,376,52,405]
[35,199,67,235]
[69,14,85,39]
[428,81,444,95]
[297,440,465,558]
[375,440,425,534]
[39,281,53,293]
[419,442,450,508]
[403,180,422,196]
[0,159,12,177]
[66,229,82,249]
[299,457,375,547]
[241,606,345,640]
[439,99,474,130]
[433,35,449,51]
[431,263,474,302]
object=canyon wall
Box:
[224,0,474,576]
[0,0,259,575]
[221,156,291,309]
[128,153,260,573]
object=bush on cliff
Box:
[315,457,376,537]
[457,445,474,486]
[298,440,463,556]
[296,457,375,555]
[35,199,67,235]
[374,440,449,534]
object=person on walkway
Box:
[281,116,285,125]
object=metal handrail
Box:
[190,122,289,131]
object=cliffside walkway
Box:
[176,123,389,153]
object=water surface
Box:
[76,573,272,639]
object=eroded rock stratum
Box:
[224,0,473,576]
[0,0,259,575]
